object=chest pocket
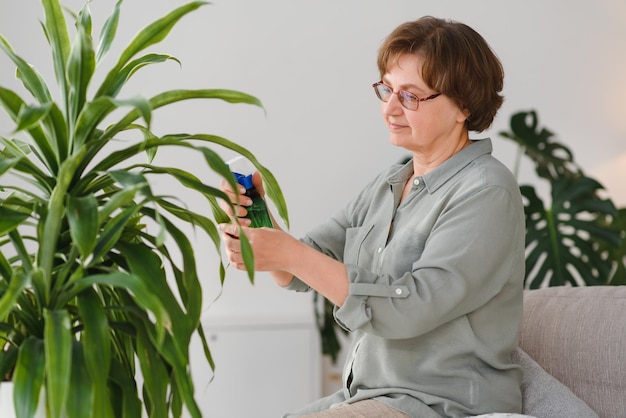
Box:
[383,230,428,275]
[343,224,375,267]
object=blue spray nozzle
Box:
[232,171,255,189]
[227,156,256,190]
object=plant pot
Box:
[0,382,46,418]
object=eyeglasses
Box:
[372,81,441,111]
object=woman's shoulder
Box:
[471,153,520,190]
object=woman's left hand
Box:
[219,223,294,272]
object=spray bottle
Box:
[227,156,273,228]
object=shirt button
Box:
[413,178,420,186]
[395,288,403,295]
[377,247,383,253]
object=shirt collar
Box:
[388,138,493,193]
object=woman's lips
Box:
[387,121,408,131]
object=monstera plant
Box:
[499,110,625,288]
[0,0,287,417]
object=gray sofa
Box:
[517,286,626,418]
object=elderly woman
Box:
[220,16,526,418]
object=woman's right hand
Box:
[219,171,265,226]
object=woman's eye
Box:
[400,91,418,103]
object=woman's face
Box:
[380,54,468,156]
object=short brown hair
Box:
[377,16,504,132]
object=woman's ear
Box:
[457,106,471,124]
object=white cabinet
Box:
[188,316,321,418]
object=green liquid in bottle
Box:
[244,185,273,228]
[228,156,273,229]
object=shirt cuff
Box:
[333,265,409,331]
[284,276,311,292]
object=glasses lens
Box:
[398,91,419,110]
[374,83,392,101]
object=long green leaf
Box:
[160,335,202,418]
[8,231,34,277]
[0,251,13,281]
[239,226,255,283]
[0,87,59,174]
[134,321,169,418]
[13,337,45,418]
[66,342,95,418]
[71,96,121,149]
[141,209,202,330]
[73,89,264,187]
[63,272,171,344]
[0,35,52,104]
[97,1,207,98]
[132,317,201,418]
[76,288,113,418]
[107,357,142,418]
[90,201,144,264]
[95,53,180,99]
[117,241,189,333]
[0,206,30,236]
[43,101,69,166]
[39,149,85,299]
[0,137,55,189]
[102,89,262,140]
[67,194,98,261]
[96,0,122,63]
[15,103,52,132]
[0,155,22,177]
[156,198,223,258]
[67,4,96,128]
[42,0,71,101]
[44,309,72,418]
[0,345,18,381]
[80,132,288,228]
[171,133,288,227]
[0,270,30,322]
[93,187,144,226]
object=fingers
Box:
[219,178,252,220]
[219,223,240,239]
[251,171,265,196]
[219,178,246,203]
[219,223,246,269]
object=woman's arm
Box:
[219,223,349,306]
[218,173,349,305]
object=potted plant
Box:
[499,110,625,287]
[0,1,287,417]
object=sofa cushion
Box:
[519,286,626,418]
[512,347,597,417]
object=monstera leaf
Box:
[597,207,626,285]
[500,110,579,181]
[522,175,621,288]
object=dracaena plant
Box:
[499,110,625,288]
[0,0,287,417]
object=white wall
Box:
[1,0,625,414]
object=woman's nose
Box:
[383,92,403,115]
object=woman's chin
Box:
[388,135,409,149]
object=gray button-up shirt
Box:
[285,139,526,418]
